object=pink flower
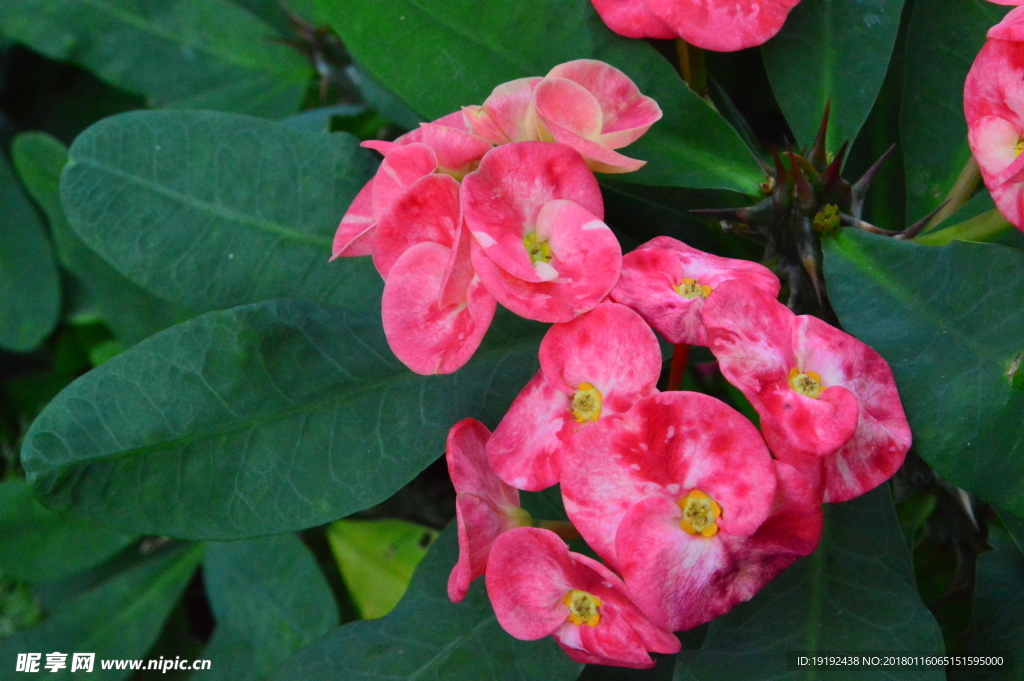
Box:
[463,142,622,323]
[486,527,681,668]
[362,110,493,179]
[703,280,911,502]
[989,7,1024,40]
[486,302,662,491]
[615,460,821,631]
[965,37,1024,230]
[560,391,777,574]
[465,60,662,173]
[609,236,781,346]
[446,419,532,602]
[589,0,802,52]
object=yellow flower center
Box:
[675,278,712,299]
[523,232,552,264]
[788,367,825,399]
[1015,138,1024,156]
[562,589,602,627]
[571,383,602,423]
[678,489,722,538]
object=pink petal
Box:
[476,78,544,144]
[409,122,493,177]
[968,114,1024,183]
[463,105,512,146]
[486,528,679,668]
[647,0,800,52]
[534,77,605,141]
[368,143,439,219]
[439,220,476,310]
[487,371,576,491]
[588,0,679,39]
[989,6,1024,39]
[372,173,461,278]
[544,60,663,149]
[462,142,604,284]
[470,200,622,323]
[381,242,496,375]
[331,179,376,258]
[562,391,776,568]
[447,418,520,509]
[610,237,780,345]
[703,280,860,459]
[540,118,648,173]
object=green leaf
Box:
[996,507,1024,556]
[674,487,944,681]
[327,519,437,619]
[824,229,1024,518]
[276,525,582,681]
[12,132,183,344]
[0,479,136,583]
[0,150,61,352]
[952,528,1023,681]
[202,533,339,681]
[21,301,545,540]
[318,0,761,192]
[0,0,311,118]
[901,0,1008,219]
[762,0,906,151]
[0,542,203,680]
[61,110,383,314]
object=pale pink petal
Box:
[486,372,575,491]
[990,6,1024,39]
[562,391,776,568]
[368,143,438,219]
[439,220,475,310]
[540,118,647,173]
[381,242,496,375]
[463,105,512,145]
[331,179,376,259]
[372,173,460,279]
[462,142,604,283]
[968,115,1023,183]
[476,78,544,144]
[588,0,679,39]
[647,0,801,51]
[409,122,493,177]
[470,200,621,323]
[534,77,605,141]
[543,60,663,148]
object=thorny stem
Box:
[675,39,707,97]
[922,157,981,232]
[667,343,690,392]
[538,520,582,541]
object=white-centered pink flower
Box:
[703,280,911,502]
[486,527,681,668]
[462,142,622,323]
[446,419,532,602]
[487,302,662,491]
[610,236,781,346]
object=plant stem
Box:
[667,343,690,391]
[922,157,980,232]
[675,39,707,97]
[914,208,1012,246]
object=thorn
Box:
[897,201,949,240]
[822,141,849,187]
[771,146,788,182]
[839,213,902,236]
[807,100,831,171]
[788,156,816,213]
[851,144,896,218]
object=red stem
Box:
[667,343,690,392]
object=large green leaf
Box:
[276,525,582,681]
[61,110,382,314]
[327,519,437,619]
[21,300,545,540]
[12,132,183,344]
[0,0,310,119]
[0,543,203,680]
[0,479,136,583]
[824,229,1024,518]
[0,150,61,352]
[952,529,1023,681]
[901,0,1008,219]
[202,534,338,681]
[762,0,905,151]
[318,0,761,192]
[675,487,944,681]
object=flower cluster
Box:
[442,240,910,667]
[333,59,661,374]
[588,0,802,52]
[965,1,1024,230]
[332,57,912,670]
